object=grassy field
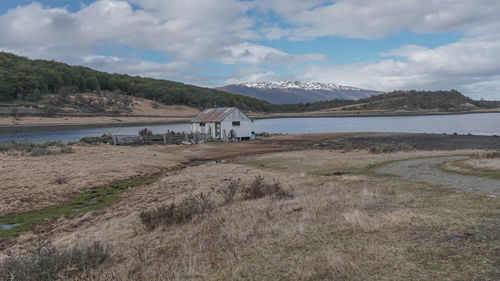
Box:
[0,136,498,280]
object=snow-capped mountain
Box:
[240,81,362,91]
[217,81,384,104]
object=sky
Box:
[1,0,500,100]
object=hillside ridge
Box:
[0,52,276,112]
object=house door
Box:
[215,122,221,137]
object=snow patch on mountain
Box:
[240,81,362,91]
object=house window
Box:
[232,121,240,126]
[200,123,205,127]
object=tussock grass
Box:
[122,153,499,280]
[139,177,293,231]
[4,150,498,280]
[0,141,74,157]
[0,241,112,281]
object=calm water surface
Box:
[1,113,499,143]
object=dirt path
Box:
[378,156,500,196]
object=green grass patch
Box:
[313,159,398,179]
[0,173,162,241]
[317,154,474,179]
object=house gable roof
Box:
[191,107,240,123]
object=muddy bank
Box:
[309,133,500,150]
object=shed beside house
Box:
[191,107,253,141]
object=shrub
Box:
[139,193,214,231]
[242,176,293,200]
[30,147,53,157]
[60,146,73,154]
[42,140,64,147]
[0,241,112,281]
[369,142,415,154]
[217,179,240,204]
[485,151,500,158]
[1,142,37,153]
[274,184,295,200]
[54,176,67,184]
[0,143,11,152]
[138,128,153,137]
[45,105,57,117]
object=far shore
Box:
[1,108,500,133]
[0,117,192,133]
[250,108,500,119]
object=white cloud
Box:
[267,0,500,40]
[82,55,207,83]
[0,0,322,80]
[219,42,326,65]
[226,66,290,85]
[296,37,500,99]
[1,0,500,98]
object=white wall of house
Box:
[220,120,252,139]
[191,122,216,137]
[190,108,253,139]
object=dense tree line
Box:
[0,52,279,112]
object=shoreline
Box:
[0,109,499,133]
[0,118,192,133]
[250,109,500,119]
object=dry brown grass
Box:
[0,145,180,216]
[463,157,500,170]
[1,145,498,280]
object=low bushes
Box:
[484,151,500,158]
[139,193,214,231]
[0,141,74,157]
[242,176,293,200]
[60,146,73,154]
[217,179,240,204]
[0,241,112,281]
[140,176,293,231]
[30,147,53,157]
[369,142,415,154]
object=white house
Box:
[191,107,253,141]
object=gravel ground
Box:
[378,156,500,196]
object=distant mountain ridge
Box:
[217,81,384,104]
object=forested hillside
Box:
[0,52,276,112]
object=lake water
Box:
[1,113,499,143]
